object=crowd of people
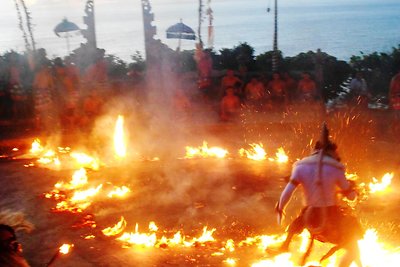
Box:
[0,48,112,133]
[217,70,321,122]
[1,47,400,133]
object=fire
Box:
[369,172,394,193]
[239,143,266,161]
[55,168,88,190]
[30,138,43,154]
[223,258,237,265]
[102,216,127,237]
[275,147,289,163]
[191,226,216,244]
[185,141,228,159]
[169,231,184,245]
[114,115,127,158]
[224,239,235,252]
[70,184,103,202]
[37,150,60,166]
[107,186,131,198]
[148,221,158,232]
[59,243,73,254]
[358,228,400,266]
[70,152,100,170]
[117,223,157,247]
[251,253,295,267]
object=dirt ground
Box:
[1,107,400,267]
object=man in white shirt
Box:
[275,124,363,267]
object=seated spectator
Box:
[221,69,242,97]
[282,72,297,104]
[350,71,368,106]
[389,69,400,109]
[297,72,317,102]
[220,87,241,122]
[267,72,287,107]
[244,76,265,109]
[80,90,104,128]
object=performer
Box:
[274,123,363,267]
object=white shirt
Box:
[279,153,353,210]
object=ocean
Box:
[1,0,400,62]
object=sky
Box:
[1,0,399,60]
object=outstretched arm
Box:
[278,181,298,211]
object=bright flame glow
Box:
[59,244,73,254]
[369,173,394,193]
[224,239,235,252]
[114,115,126,158]
[70,184,103,202]
[107,186,131,198]
[117,223,157,247]
[102,217,127,237]
[239,143,266,161]
[185,141,228,159]
[30,139,43,154]
[251,253,294,267]
[224,258,237,265]
[70,152,100,170]
[358,228,400,266]
[275,147,289,163]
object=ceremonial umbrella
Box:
[166,19,196,51]
[54,18,81,54]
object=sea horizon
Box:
[1,0,400,62]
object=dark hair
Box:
[314,140,337,151]
[0,225,16,239]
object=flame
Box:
[30,138,43,154]
[148,221,158,232]
[358,228,400,266]
[369,173,394,193]
[102,217,127,237]
[169,231,184,245]
[59,243,73,254]
[107,186,131,198]
[191,226,216,244]
[239,143,266,161]
[185,141,228,159]
[224,239,235,252]
[275,147,289,163]
[114,115,126,158]
[117,223,157,247]
[55,168,88,190]
[37,150,60,165]
[224,258,236,265]
[251,253,295,267]
[298,229,311,253]
[70,184,103,202]
[70,152,100,170]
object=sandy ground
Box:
[1,107,400,267]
